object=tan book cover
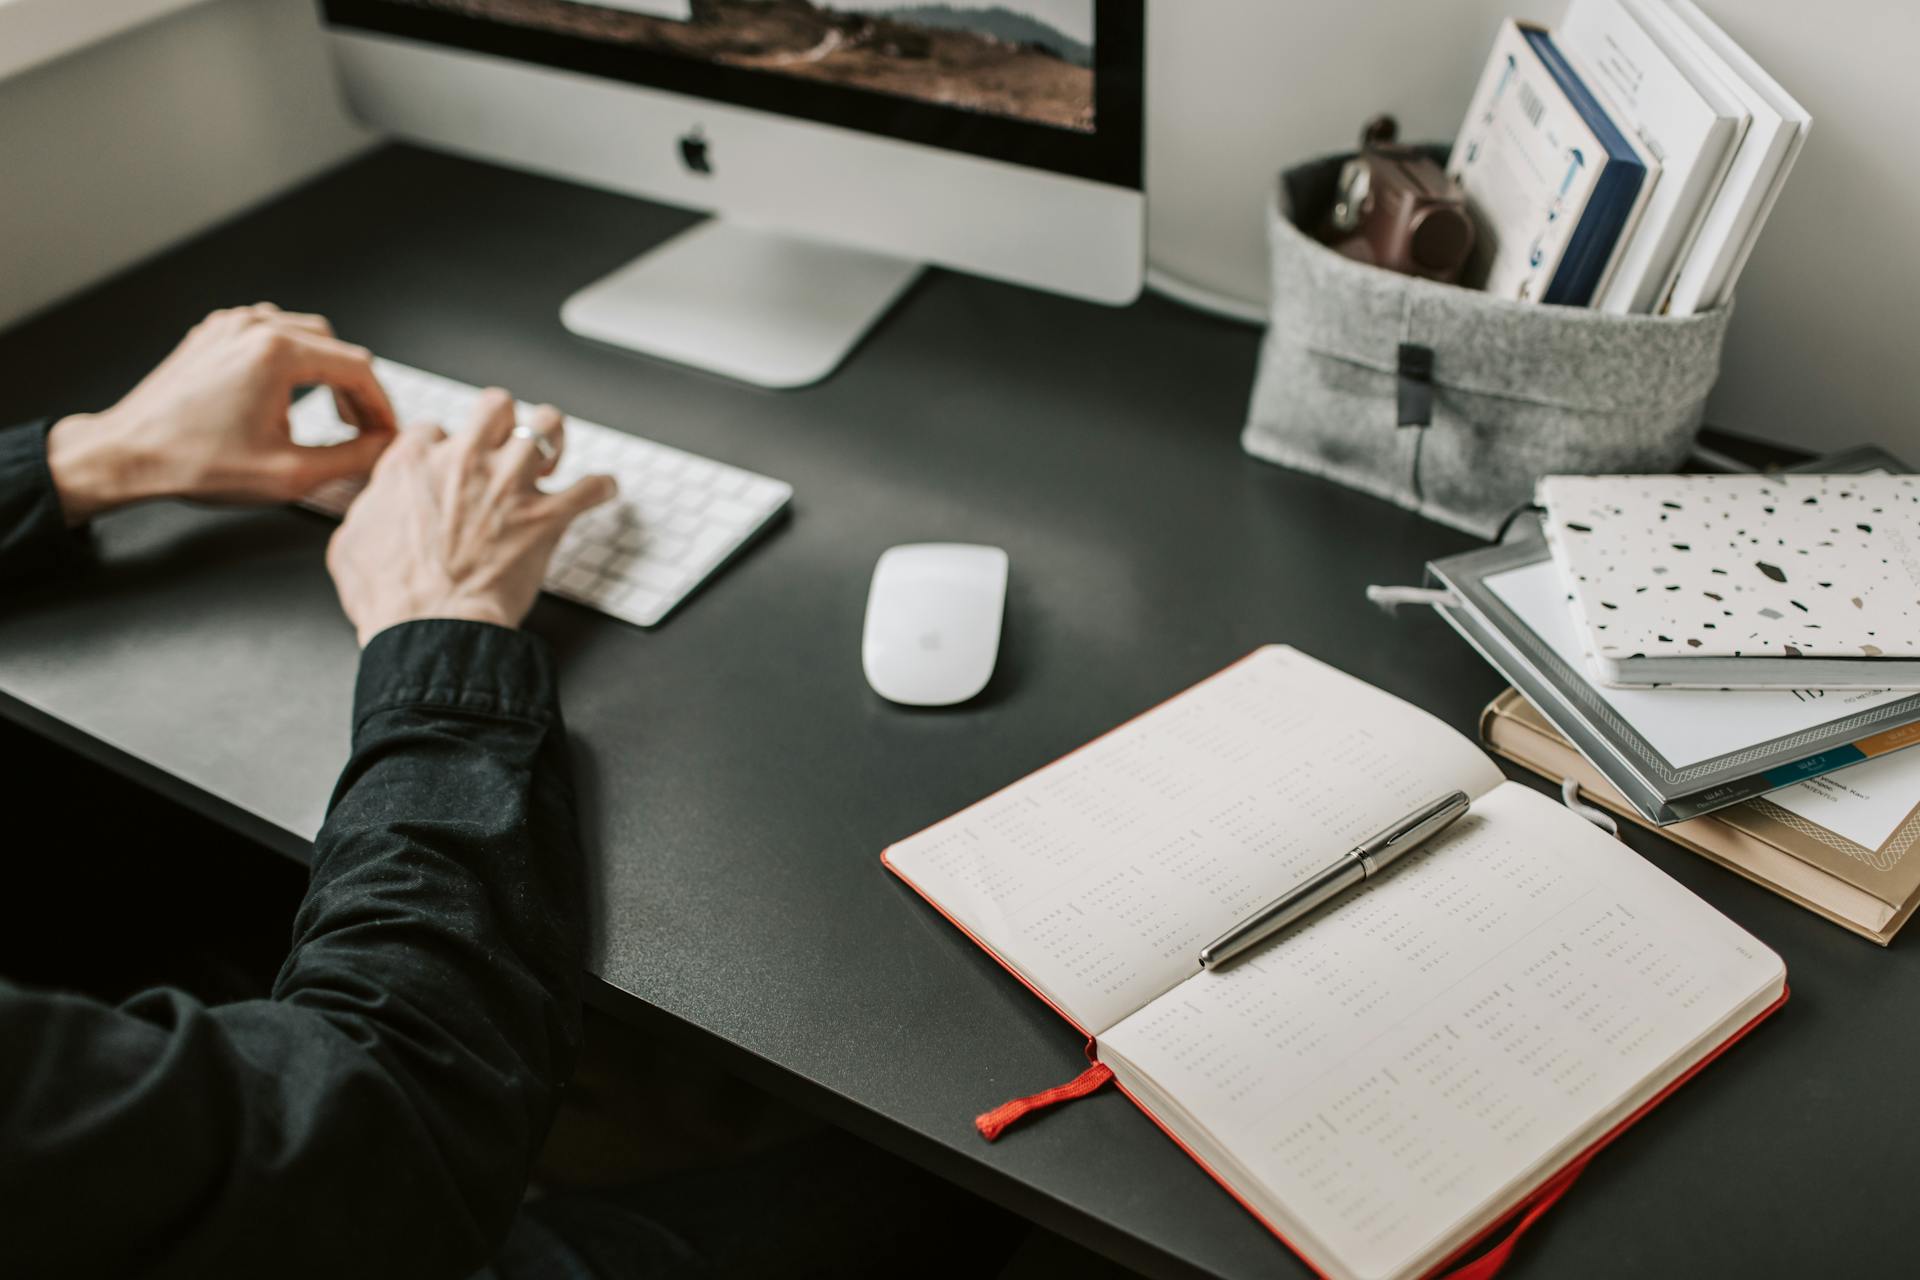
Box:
[1483,689,1920,945]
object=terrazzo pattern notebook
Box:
[1539,474,1920,689]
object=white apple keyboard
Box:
[289,358,792,628]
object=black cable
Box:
[1492,502,1544,545]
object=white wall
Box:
[1147,0,1920,460]
[4,0,1910,462]
[0,0,371,332]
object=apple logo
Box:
[679,127,712,175]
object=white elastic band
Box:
[1364,584,1460,613]
[1688,443,1762,474]
[1560,778,1620,836]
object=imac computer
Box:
[319,1,1146,387]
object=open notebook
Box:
[883,647,1786,1280]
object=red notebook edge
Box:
[884,838,1790,1280]
[1110,983,1788,1280]
[877,641,1792,1278]
[880,848,1093,1041]
[891,815,1790,1280]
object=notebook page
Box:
[1100,782,1783,1280]
[883,647,1504,1035]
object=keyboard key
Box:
[706,495,763,528]
[743,478,790,508]
[631,560,689,594]
[648,534,692,565]
[556,563,602,595]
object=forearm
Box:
[280,619,588,1245]
[286,618,588,1138]
[0,620,588,1278]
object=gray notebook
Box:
[1428,449,1920,824]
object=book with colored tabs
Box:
[1538,472,1920,689]
[1483,688,1920,944]
[883,647,1786,1280]
[1449,19,1658,307]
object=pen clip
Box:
[1361,790,1471,875]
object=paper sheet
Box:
[1486,559,1906,767]
[1766,749,1920,852]
[1102,784,1782,1280]
[885,648,1503,1034]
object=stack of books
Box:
[1425,451,1920,942]
[1450,0,1808,314]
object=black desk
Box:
[2,146,1912,1280]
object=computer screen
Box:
[323,1,1144,187]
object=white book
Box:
[1559,0,1747,313]
[885,647,1786,1280]
[1539,474,1920,689]
[1448,20,1658,306]
[1643,0,1810,314]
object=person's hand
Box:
[45,303,397,525]
[326,390,618,646]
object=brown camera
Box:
[1321,117,1475,284]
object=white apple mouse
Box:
[862,544,1008,706]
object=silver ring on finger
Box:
[510,423,559,466]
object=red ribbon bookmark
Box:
[975,1062,1115,1141]
[1440,1154,1593,1280]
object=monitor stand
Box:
[560,219,924,390]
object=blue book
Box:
[1522,26,1647,306]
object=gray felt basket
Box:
[1243,151,1732,538]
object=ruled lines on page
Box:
[886,647,1504,1034]
[1100,783,1782,1280]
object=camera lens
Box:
[1409,207,1475,275]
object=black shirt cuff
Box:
[0,419,91,584]
[354,620,559,732]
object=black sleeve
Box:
[0,620,586,1279]
[0,418,90,585]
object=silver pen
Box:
[1198,790,1472,970]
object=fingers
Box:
[286,408,438,494]
[541,472,620,523]
[462,388,521,455]
[295,422,396,486]
[203,302,335,340]
[381,420,446,467]
[331,389,364,434]
[251,302,334,337]
[500,405,566,481]
[268,329,398,438]
[217,303,382,432]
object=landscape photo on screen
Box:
[393,1,1097,131]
